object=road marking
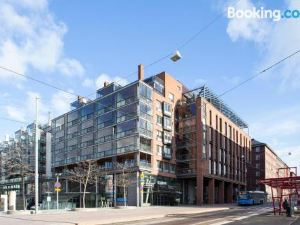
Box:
[192,218,227,225]
[212,221,232,225]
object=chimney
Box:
[138,64,144,80]
[104,81,109,87]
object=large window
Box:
[96,127,113,144]
[97,111,116,129]
[156,100,162,112]
[140,102,152,121]
[139,118,153,137]
[81,104,94,121]
[68,111,78,122]
[163,102,172,116]
[117,85,138,107]
[117,103,137,123]
[139,83,152,101]
[163,117,172,130]
[117,136,138,153]
[156,115,163,126]
[163,131,172,144]
[117,119,138,138]
[53,116,65,131]
[96,95,115,115]
[162,145,172,160]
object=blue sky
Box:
[0,0,300,168]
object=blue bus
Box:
[238,191,267,205]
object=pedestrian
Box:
[283,199,291,217]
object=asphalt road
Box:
[109,205,299,225]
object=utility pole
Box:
[35,97,39,214]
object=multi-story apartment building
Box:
[51,66,185,206]
[176,86,251,204]
[0,123,51,209]
[248,139,288,201]
[51,66,251,206]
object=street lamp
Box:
[55,173,62,210]
[170,50,182,62]
[34,97,39,214]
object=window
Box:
[256,171,260,177]
[96,95,115,115]
[156,131,162,142]
[117,84,138,107]
[157,160,163,172]
[139,119,153,137]
[81,126,94,135]
[163,131,172,144]
[97,111,116,129]
[117,103,137,123]
[163,102,172,116]
[162,145,172,160]
[117,136,138,153]
[163,117,172,130]
[139,83,152,100]
[168,92,174,102]
[156,115,163,126]
[255,155,260,160]
[256,163,260,168]
[81,104,94,121]
[255,147,260,152]
[117,120,138,138]
[157,145,162,155]
[156,100,162,112]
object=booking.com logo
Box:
[228,7,300,21]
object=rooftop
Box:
[183,85,248,129]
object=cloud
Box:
[4,90,74,124]
[82,78,94,88]
[276,145,300,168]
[221,75,241,85]
[250,105,300,138]
[249,105,300,167]
[225,0,300,89]
[0,0,84,85]
[83,74,128,90]
[5,105,26,122]
[226,0,270,43]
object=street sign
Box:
[54,182,61,188]
[140,172,144,179]
[47,196,51,202]
[55,188,61,192]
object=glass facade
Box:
[51,81,153,167]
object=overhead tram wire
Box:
[218,49,300,98]
[85,6,231,98]
[0,66,79,98]
[1,49,299,149]
[0,117,28,125]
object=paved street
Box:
[1,205,297,225]
[0,205,231,225]
[109,205,298,225]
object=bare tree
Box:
[4,143,34,210]
[114,162,136,207]
[64,160,99,208]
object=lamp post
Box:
[55,173,62,210]
[34,97,39,214]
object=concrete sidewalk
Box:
[0,205,233,225]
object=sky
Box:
[0,0,299,168]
